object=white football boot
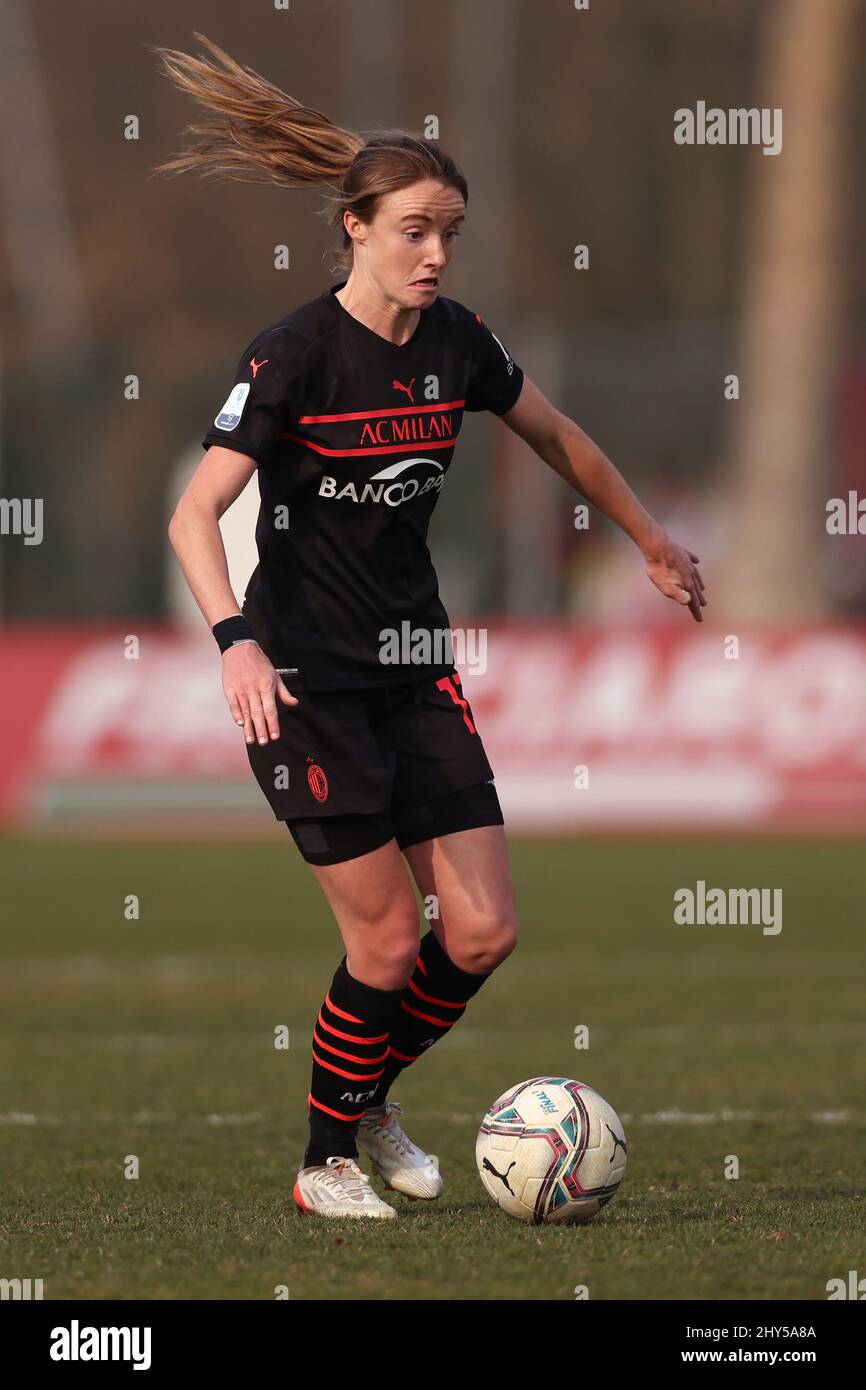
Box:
[357,1099,443,1201]
[293,1155,398,1219]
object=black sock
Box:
[304,956,405,1168]
[375,929,493,1101]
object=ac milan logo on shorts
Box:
[306,758,329,803]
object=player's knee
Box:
[453,913,518,974]
[382,925,421,981]
[349,902,419,986]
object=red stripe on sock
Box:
[324,990,366,1025]
[313,1028,389,1065]
[311,1049,384,1082]
[317,1011,389,1045]
[400,1001,454,1028]
[408,978,468,1009]
[308,1093,367,1122]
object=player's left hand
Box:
[643,534,706,622]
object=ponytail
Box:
[153,34,468,277]
[153,32,361,190]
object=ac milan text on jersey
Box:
[202,281,524,690]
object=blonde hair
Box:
[153,33,468,276]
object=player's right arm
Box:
[168,444,298,748]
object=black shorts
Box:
[245,668,503,863]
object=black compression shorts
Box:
[287,778,504,865]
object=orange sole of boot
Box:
[293,1181,312,1214]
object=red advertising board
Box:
[1,624,864,833]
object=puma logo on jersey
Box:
[249,355,269,378]
[392,376,415,403]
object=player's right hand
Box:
[221,642,298,745]
[643,535,707,623]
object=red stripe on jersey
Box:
[280,432,456,457]
[299,400,465,423]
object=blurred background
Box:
[1,0,865,1304]
[1,0,865,831]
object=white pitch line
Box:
[452,1108,855,1125]
[0,1112,57,1125]
[619,1108,852,1125]
[2,958,271,983]
[0,1111,268,1126]
[1,1108,857,1127]
[205,1112,266,1126]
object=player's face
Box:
[364,179,466,306]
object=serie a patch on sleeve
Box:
[214,382,250,431]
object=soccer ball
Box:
[476,1077,627,1225]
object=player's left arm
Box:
[500,374,706,622]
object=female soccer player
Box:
[161,37,706,1219]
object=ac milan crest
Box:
[306,757,329,803]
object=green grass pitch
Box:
[0,837,863,1300]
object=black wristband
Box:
[212,615,258,654]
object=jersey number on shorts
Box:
[435,673,476,734]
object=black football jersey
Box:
[201,280,524,690]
